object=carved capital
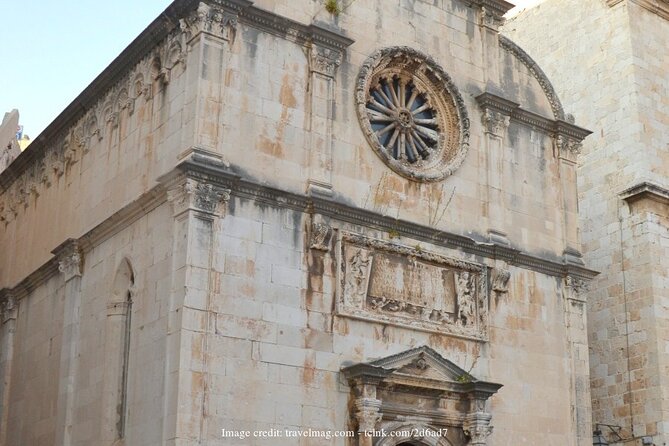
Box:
[564,275,587,303]
[167,177,231,217]
[179,3,242,43]
[0,291,17,324]
[482,109,510,138]
[463,411,493,446]
[309,222,333,251]
[354,397,383,434]
[53,239,84,281]
[309,44,343,77]
[480,6,504,29]
[556,135,582,159]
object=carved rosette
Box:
[355,47,470,182]
[309,44,343,78]
[167,177,231,217]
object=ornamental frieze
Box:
[336,232,489,340]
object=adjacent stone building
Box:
[0,0,596,445]
[503,1,669,445]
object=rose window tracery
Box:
[356,47,470,182]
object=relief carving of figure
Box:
[456,271,476,326]
[347,249,371,307]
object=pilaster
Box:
[52,239,84,446]
[0,290,17,446]
[180,1,249,153]
[160,152,231,444]
[556,130,584,259]
[476,93,517,245]
[305,43,345,197]
[563,276,592,446]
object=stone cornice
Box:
[2,150,598,301]
[475,92,592,141]
[474,0,516,18]
[0,0,353,194]
[620,181,669,206]
[608,0,669,21]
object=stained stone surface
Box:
[0,0,595,445]
[503,1,669,444]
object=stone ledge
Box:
[620,181,669,206]
[475,92,592,141]
[2,151,599,302]
[608,0,669,21]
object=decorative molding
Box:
[472,0,516,18]
[564,275,587,303]
[179,1,250,43]
[608,0,669,21]
[1,155,598,306]
[475,92,592,142]
[167,178,231,217]
[308,44,343,77]
[342,346,502,443]
[0,0,353,215]
[498,35,565,121]
[336,232,490,340]
[356,46,470,182]
[52,239,83,281]
[620,181,669,207]
[482,109,511,138]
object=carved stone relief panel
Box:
[337,232,489,340]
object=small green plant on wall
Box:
[325,0,341,15]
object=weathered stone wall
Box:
[0,203,173,445]
[503,0,669,442]
[0,29,191,287]
[0,0,598,445]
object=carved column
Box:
[306,43,343,197]
[563,276,592,446]
[463,393,494,446]
[476,94,516,246]
[52,239,84,446]
[161,167,230,443]
[0,291,17,445]
[351,377,383,446]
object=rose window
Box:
[356,47,470,182]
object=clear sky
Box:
[0,0,540,139]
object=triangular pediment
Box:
[365,346,471,383]
[342,346,502,396]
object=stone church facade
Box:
[0,0,596,445]
[503,1,669,444]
